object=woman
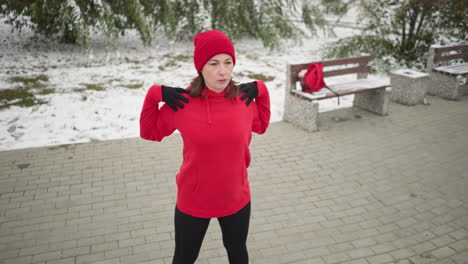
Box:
[139,29,270,264]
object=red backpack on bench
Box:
[303,62,326,93]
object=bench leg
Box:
[283,93,319,132]
[429,72,467,100]
[390,72,429,106]
[353,87,391,116]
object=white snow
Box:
[0,14,378,151]
[392,69,429,78]
[434,64,468,75]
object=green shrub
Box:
[323,0,467,70]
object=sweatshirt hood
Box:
[201,87,227,97]
[201,87,239,127]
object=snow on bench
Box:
[292,78,390,100]
[433,64,468,76]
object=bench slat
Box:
[324,65,371,77]
[327,78,389,93]
[291,86,388,101]
[292,65,371,83]
[296,66,371,88]
[291,78,390,101]
[321,55,372,67]
[434,44,468,54]
[434,51,468,63]
[290,55,373,74]
[290,63,312,73]
[433,63,468,76]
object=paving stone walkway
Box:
[1,95,467,264]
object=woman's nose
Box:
[218,65,228,75]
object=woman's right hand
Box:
[162,86,189,111]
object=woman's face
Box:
[201,53,234,93]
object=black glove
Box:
[162,86,189,111]
[239,82,258,106]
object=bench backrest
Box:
[432,44,468,64]
[288,55,373,91]
[427,44,468,73]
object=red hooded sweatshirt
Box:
[139,81,270,218]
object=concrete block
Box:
[429,71,468,100]
[283,92,319,132]
[354,87,391,116]
[390,69,429,105]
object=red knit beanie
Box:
[193,30,236,73]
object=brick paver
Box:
[1,95,468,264]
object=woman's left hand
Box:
[240,82,258,106]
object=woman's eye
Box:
[226,61,232,64]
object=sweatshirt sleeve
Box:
[139,85,176,141]
[252,81,271,134]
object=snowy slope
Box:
[0,14,379,151]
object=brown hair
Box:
[189,74,240,98]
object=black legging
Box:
[172,202,251,264]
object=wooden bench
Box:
[427,44,468,100]
[283,55,391,132]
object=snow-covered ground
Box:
[0,14,381,151]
